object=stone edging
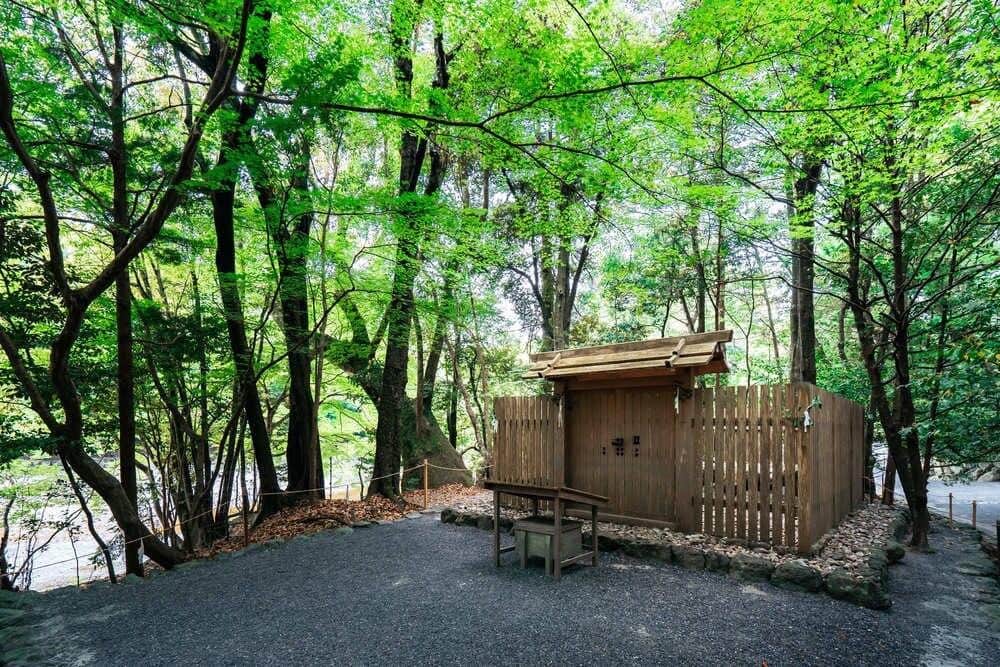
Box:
[441,507,901,610]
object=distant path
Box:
[924,480,1000,538]
[30,515,1000,666]
[873,446,1000,538]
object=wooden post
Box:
[423,458,429,509]
[591,504,598,566]
[553,497,562,581]
[674,382,694,532]
[554,390,566,487]
[329,456,334,496]
[493,491,501,567]
[948,492,953,526]
[344,483,350,500]
[972,500,977,529]
[241,496,249,549]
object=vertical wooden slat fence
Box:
[491,383,865,554]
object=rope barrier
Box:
[27,504,232,573]
[426,463,471,473]
[257,464,426,497]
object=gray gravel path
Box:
[33,514,999,666]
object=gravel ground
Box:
[32,514,999,666]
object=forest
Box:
[0,0,998,589]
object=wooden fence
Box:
[492,383,865,553]
[682,384,865,550]
[493,395,561,489]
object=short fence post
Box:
[344,483,350,500]
[329,457,334,496]
[423,458,429,509]
[972,500,977,529]
[241,498,249,549]
[948,492,953,526]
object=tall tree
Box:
[0,0,251,566]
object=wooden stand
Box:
[485,480,606,580]
[515,517,583,574]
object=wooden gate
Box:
[566,387,674,522]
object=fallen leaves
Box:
[202,483,481,558]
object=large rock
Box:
[621,539,663,560]
[597,533,624,551]
[729,554,775,583]
[704,551,731,572]
[825,567,891,610]
[672,544,706,570]
[772,560,824,593]
[885,541,905,564]
[439,508,456,524]
[456,512,480,527]
[867,549,889,581]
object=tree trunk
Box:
[210,97,285,517]
[789,160,821,383]
[370,18,451,498]
[108,24,142,574]
[447,331,459,449]
[371,218,419,497]
[689,219,707,333]
[270,141,323,499]
[113,235,142,575]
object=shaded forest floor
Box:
[12,513,999,665]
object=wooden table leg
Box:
[591,504,598,566]
[493,491,500,567]
[553,498,562,581]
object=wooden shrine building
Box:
[491,331,867,555]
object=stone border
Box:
[441,508,899,610]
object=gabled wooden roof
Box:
[522,330,733,382]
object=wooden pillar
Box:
[553,497,562,581]
[591,504,598,566]
[493,491,501,567]
[674,372,696,532]
[796,384,818,554]
[553,384,567,488]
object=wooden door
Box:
[566,386,675,522]
[620,387,674,520]
[566,389,610,500]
